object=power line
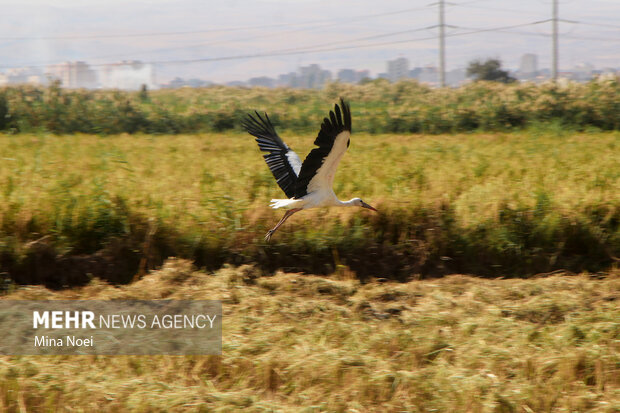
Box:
[1,0,618,83]
[448,24,549,37]
[104,22,557,65]
[451,20,551,35]
[0,28,268,41]
[0,20,556,70]
[446,23,620,43]
[448,2,548,17]
[572,21,620,30]
[563,34,620,42]
[0,4,439,64]
[88,26,440,64]
[449,0,492,6]
[0,5,435,42]
[445,2,620,32]
[0,25,440,69]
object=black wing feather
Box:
[241,112,299,198]
[294,98,351,198]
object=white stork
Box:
[242,98,377,241]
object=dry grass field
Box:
[1,260,618,412]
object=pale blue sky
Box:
[2,0,620,82]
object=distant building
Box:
[520,54,538,74]
[418,66,438,86]
[165,77,186,88]
[297,64,332,89]
[225,81,246,87]
[99,61,155,90]
[518,53,539,80]
[571,63,595,82]
[409,67,422,80]
[446,68,466,87]
[387,57,410,82]
[357,70,370,82]
[411,66,468,87]
[596,70,619,82]
[337,69,370,84]
[46,61,97,89]
[185,78,212,88]
[248,76,275,88]
[277,72,298,87]
[27,75,45,85]
[0,67,47,86]
[337,69,356,83]
[162,77,212,88]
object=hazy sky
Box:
[2,0,620,82]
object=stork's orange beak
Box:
[361,201,377,212]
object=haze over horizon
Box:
[3,0,620,83]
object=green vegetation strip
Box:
[1,79,620,135]
[1,261,618,411]
[0,131,618,285]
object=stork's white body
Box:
[242,99,376,241]
[270,189,356,210]
[270,124,352,208]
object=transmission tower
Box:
[552,0,559,81]
[439,0,446,87]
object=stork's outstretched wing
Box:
[294,98,351,199]
[242,112,302,198]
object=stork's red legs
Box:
[265,208,302,242]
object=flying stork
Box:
[242,98,377,241]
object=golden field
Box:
[1,260,618,412]
[0,86,619,411]
[0,130,618,284]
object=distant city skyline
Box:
[1,53,616,91]
[2,0,620,84]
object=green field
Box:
[2,79,620,135]
[1,261,618,411]
[0,130,618,285]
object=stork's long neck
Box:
[338,198,358,207]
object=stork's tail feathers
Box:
[270,198,303,210]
